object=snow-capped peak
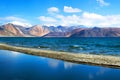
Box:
[9,21,32,27]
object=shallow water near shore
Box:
[0,50,120,80]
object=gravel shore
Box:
[0,43,120,68]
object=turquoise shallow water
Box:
[0,37,120,55]
[0,50,120,80]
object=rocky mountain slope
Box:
[0,23,120,37]
[70,27,120,37]
[0,23,25,36]
[29,25,50,36]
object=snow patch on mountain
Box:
[9,21,32,27]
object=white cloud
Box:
[38,16,57,22]
[5,16,27,22]
[81,12,120,27]
[97,0,110,6]
[64,6,82,13]
[56,14,81,26]
[0,16,32,27]
[38,12,120,27]
[48,7,59,13]
[38,16,58,26]
[10,21,32,27]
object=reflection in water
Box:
[48,59,60,68]
[89,73,94,80]
[88,67,110,80]
[10,51,20,57]
[64,62,77,69]
[47,58,77,69]
[96,68,109,76]
[0,50,120,80]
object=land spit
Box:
[0,43,120,69]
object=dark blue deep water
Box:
[0,37,120,80]
[0,37,120,55]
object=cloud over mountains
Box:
[0,0,119,28]
[0,16,32,27]
[38,6,120,27]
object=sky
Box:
[0,0,120,27]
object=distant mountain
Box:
[29,25,50,36]
[0,23,77,37]
[0,23,25,36]
[70,27,120,37]
[0,23,120,37]
[44,25,76,37]
[48,25,72,32]
[43,32,70,37]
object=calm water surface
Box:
[0,50,120,80]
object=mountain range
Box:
[0,23,120,37]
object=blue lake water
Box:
[0,37,120,55]
[0,37,120,80]
[0,50,120,80]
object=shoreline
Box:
[0,43,120,69]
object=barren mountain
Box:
[0,23,120,37]
[29,25,50,36]
[70,27,120,37]
[0,23,25,36]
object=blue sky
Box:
[0,0,120,27]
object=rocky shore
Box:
[0,43,120,68]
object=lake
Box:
[0,37,120,80]
[0,50,120,80]
[0,37,120,55]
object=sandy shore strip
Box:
[0,43,120,68]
